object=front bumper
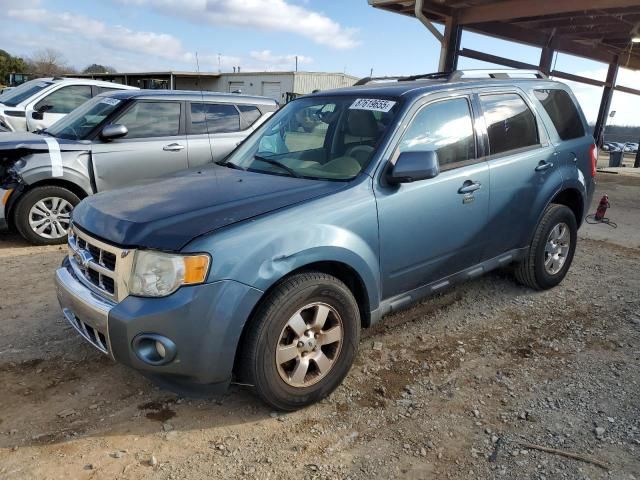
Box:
[55,257,264,394]
[0,189,8,230]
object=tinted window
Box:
[238,105,262,127]
[0,80,53,107]
[481,94,538,156]
[398,98,475,168]
[190,103,240,134]
[116,101,181,138]
[36,85,92,114]
[534,89,585,140]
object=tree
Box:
[28,48,76,77]
[82,63,117,74]
[0,49,29,85]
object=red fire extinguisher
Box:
[594,194,609,221]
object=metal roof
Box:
[369,0,640,70]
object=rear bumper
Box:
[55,257,264,395]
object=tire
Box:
[514,204,577,290]
[238,271,361,411]
[13,185,80,245]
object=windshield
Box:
[46,96,124,140]
[224,95,400,181]
[0,79,53,107]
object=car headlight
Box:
[129,250,211,297]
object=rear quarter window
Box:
[238,105,262,127]
[534,89,585,140]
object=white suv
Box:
[0,78,137,133]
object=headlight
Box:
[129,250,211,297]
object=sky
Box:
[1,0,640,126]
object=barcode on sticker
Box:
[349,98,396,113]
[100,98,121,106]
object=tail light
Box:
[590,144,598,177]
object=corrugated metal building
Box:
[70,71,358,103]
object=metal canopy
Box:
[369,0,640,70]
[368,0,640,145]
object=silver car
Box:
[0,90,278,244]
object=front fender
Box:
[12,151,92,195]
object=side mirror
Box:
[387,151,440,184]
[101,124,128,141]
[32,105,52,120]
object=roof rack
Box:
[354,69,547,86]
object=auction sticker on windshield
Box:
[349,98,396,113]
[100,98,121,106]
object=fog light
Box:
[132,334,176,366]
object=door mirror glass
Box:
[387,151,440,184]
[101,123,128,141]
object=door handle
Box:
[535,161,554,172]
[458,181,482,194]
[163,143,185,152]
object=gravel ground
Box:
[0,173,638,480]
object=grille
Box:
[68,225,129,301]
[63,308,109,354]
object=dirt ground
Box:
[0,174,638,480]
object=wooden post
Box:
[440,15,462,72]
[539,45,554,75]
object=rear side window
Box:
[190,103,240,134]
[238,105,262,127]
[116,101,181,138]
[534,89,585,140]
[481,93,539,156]
[35,85,92,114]
[398,97,476,169]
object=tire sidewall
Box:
[253,278,360,411]
[533,206,577,289]
[14,186,80,245]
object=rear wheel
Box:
[514,204,577,290]
[13,185,80,245]
[238,271,360,411]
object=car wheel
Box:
[13,185,80,245]
[238,271,360,411]
[514,204,577,290]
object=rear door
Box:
[478,90,560,259]
[186,102,244,167]
[90,100,188,191]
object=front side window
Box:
[190,103,240,134]
[534,89,585,141]
[224,96,400,180]
[116,101,181,138]
[46,96,124,140]
[398,97,476,169]
[481,93,539,156]
[35,85,92,114]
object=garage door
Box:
[262,82,282,102]
[228,82,244,93]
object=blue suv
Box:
[55,70,596,410]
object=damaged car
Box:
[0,89,278,244]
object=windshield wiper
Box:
[217,160,246,171]
[253,155,300,178]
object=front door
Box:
[376,96,490,299]
[91,100,188,191]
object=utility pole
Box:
[370,67,373,78]
[218,53,221,73]
[295,55,298,72]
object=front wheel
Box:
[514,204,577,290]
[238,272,360,411]
[13,185,80,245]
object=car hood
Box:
[72,164,349,251]
[0,132,88,155]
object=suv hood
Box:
[0,132,87,154]
[72,164,349,251]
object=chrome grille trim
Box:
[67,225,134,303]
